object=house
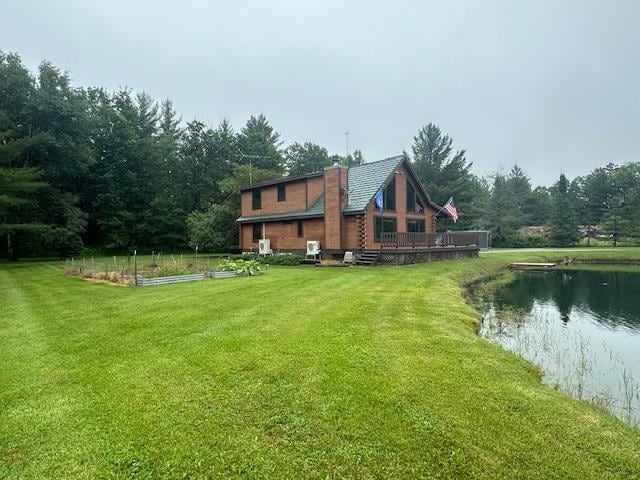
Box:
[236,155,479,263]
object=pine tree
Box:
[236,114,283,172]
[411,123,483,230]
[0,113,47,258]
[506,165,534,226]
[484,173,520,247]
[548,174,581,246]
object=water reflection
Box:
[489,270,640,330]
[471,269,640,427]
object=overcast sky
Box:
[2,0,639,185]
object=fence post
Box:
[134,250,138,286]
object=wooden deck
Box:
[380,232,480,249]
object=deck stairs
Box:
[355,251,380,266]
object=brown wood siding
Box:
[343,215,362,250]
[362,163,436,249]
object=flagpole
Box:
[436,197,455,232]
[435,196,453,216]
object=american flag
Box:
[442,197,458,223]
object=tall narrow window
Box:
[407,181,416,212]
[252,223,262,241]
[297,220,304,238]
[277,184,286,202]
[252,189,261,210]
[384,178,396,211]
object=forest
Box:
[1,51,639,259]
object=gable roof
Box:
[236,154,447,223]
[343,155,442,214]
[343,155,405,213]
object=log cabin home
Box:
[236,155,479,264]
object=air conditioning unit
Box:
[258,239,272,255]
[306,241,321,255]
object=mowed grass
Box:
[1,250,640,479]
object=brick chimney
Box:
[323,165,348,251]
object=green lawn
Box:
[2,250,640,479]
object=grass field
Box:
[2,249,640,479]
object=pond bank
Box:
[468,267,640,427]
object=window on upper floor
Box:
[384,178,396,211]
[407,181,416,212]
[252,189,261,210]
[277,184,286,202]
[407,180,427,213]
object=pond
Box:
[470,268,640,427]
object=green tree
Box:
[146,99,186,249]
[506,165,534,226]
[179,120,220,212]
[85,88,139,249]
[187,204,238,252]
[484,173,520,247]
[0,148,46,258]
[411,123,483,229]
[548,174,581,246]
[284,142,330,175]
[578,164,615,226]
[41,192,87,258]
[236,114,283,172]
[529,186,551,225]
[0,54,52,258]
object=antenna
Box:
[344,131,349,162]
[235,149,272,185]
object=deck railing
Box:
[380,232,480,249]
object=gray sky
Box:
[3,0,639,185]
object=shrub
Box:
[238,252,304,266]
[263,253,305,266]
[218,259,261,275]
[500,233,551,248]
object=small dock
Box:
[509,262,556,271]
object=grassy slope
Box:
[1,249,640,479]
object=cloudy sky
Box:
[3,0,639,185]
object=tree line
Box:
[1,52,639,258]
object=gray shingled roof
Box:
[236,154,443,223]
[343,155,405,213]
[236,195,324,223]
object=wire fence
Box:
[64,253,237,286]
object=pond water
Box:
[471,268,640,427]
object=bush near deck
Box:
[1,248,640,479]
